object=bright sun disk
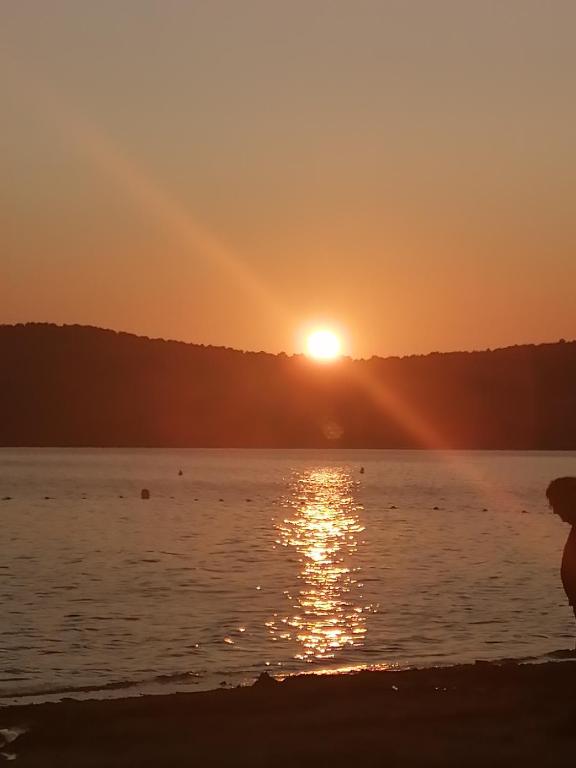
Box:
[306,329,342,361]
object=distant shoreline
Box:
[2,324,576,449]
[2,446,576,452]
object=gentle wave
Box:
[1,448,576,705]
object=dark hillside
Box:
[1,324,575,448]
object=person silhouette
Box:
[546,477,576,620]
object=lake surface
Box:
[1,448,575,704]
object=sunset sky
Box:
[2,1,575,358]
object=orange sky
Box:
[2,1,575,358]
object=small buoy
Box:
[433,505,440,510]
[141,489,150,500]
[359,466,365,474]
[389,504,397,510]
[246,498,253,503]
[219,498,224,502]
[178,469,183,476]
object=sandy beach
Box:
[2,660,576,767]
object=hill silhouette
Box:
[1,323,575,448]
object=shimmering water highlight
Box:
[1,448,575,704]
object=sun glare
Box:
[306,329,342,362]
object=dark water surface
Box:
[1,449,575,703]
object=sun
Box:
[306,329,342,362]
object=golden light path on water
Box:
[269,468,369,663]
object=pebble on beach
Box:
[254,671,278,688]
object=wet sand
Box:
[2,661,576,767]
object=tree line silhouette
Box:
[1,323,575,448]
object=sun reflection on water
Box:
[270,468,367,662]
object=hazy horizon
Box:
[3,319,574,360]
[3,1,576,358]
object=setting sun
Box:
[306,329,342,361]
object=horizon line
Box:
[1,320,574,363]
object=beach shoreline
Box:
[2,660,576,766]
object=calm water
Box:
[1,448,575,704]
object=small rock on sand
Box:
[254,672,278,688]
